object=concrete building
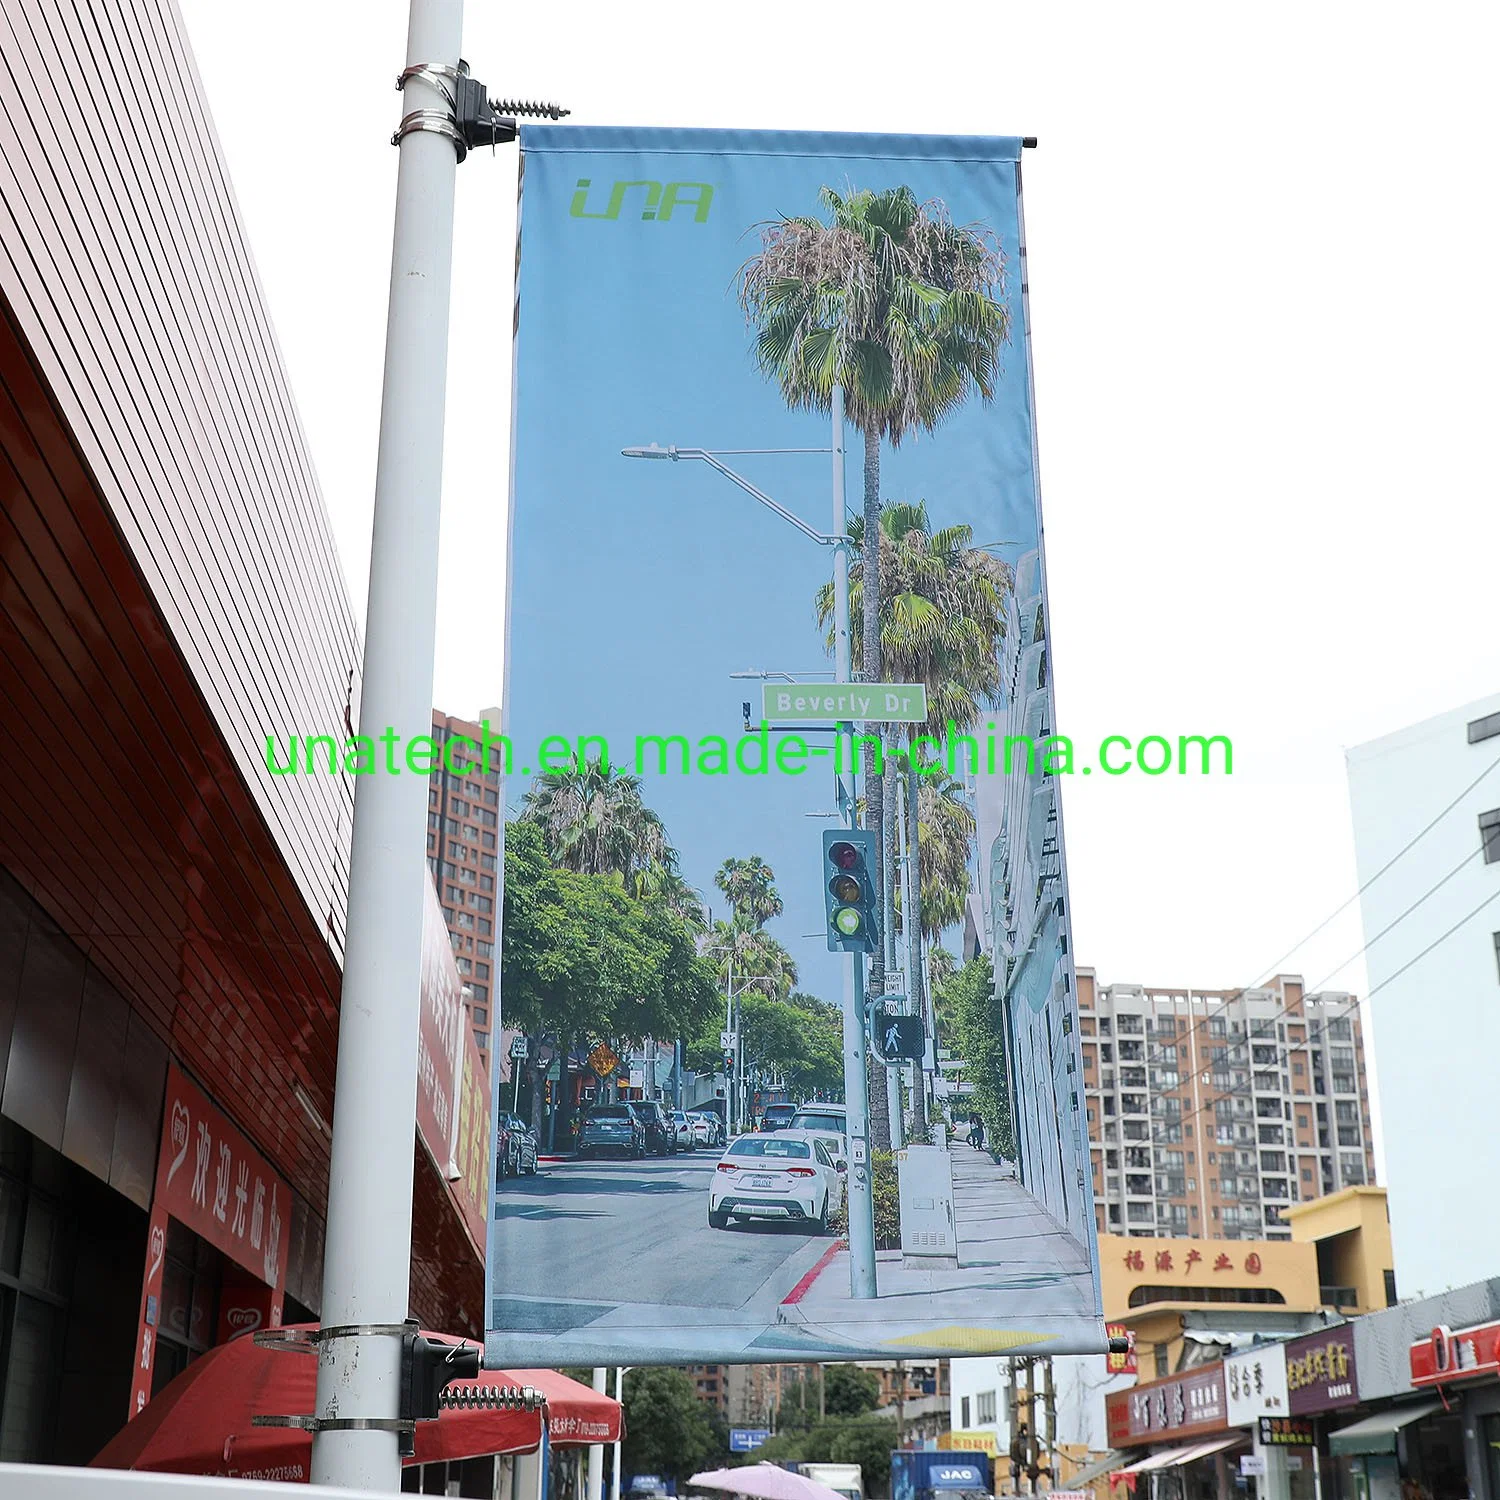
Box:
[1078,971,1376,1243]
[426,708,505,1068]
[1346,691,1500,1299]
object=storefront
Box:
[1108,1365,1244,1500]
[1223,1343,1309,1500]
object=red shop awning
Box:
[92,1326,621,1483]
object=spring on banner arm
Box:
[489,98,570,120]
[438,1384,547,1412]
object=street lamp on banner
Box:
[621,400,878,1299]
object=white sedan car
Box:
[687,1112,715,1147]
[707,1132,844,1232]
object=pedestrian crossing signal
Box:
[823,829,879,954]
[875,1010,925,1062]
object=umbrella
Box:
[92,1324,620,1483]
[688,1464,849,1500]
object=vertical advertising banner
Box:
[491,127,1101,1365]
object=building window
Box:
[961,1397,971,1428]
[1494,932,1500,984]
[476,1032,488,1049]
[1468,711,1500,744]
[976,1390,997,1424]
[472,1007,488,1026]
[1481,809,1500,864]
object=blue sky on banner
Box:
[508,128,1037,998]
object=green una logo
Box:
[569,179,714,223]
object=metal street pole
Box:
[587,1368,607,1500]
[833,385,877,1299]
[611,1368,627,1500]
[310,0,460,1487]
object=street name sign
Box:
[729,1428,771,1452]
[761,682,928,723]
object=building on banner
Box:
[493,122,1101,1368]
[0,0,486,1467]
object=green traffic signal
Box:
[823,828,879,954]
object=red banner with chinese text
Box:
[128,1064,290,1418]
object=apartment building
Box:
[1078,971,1376,1245]
[426,708,505,1065]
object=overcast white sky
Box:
[178,0,1497,1032]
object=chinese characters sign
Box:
[449,1034,492,1252]
[1285,1328,1357,1411]
[1224,1344,1289,1425]
[1259,1417,1315,1447]
[129,1064,290,1417]
[1121,1244,1264,1278]
[1107,1366,1227,1447]
[417,876,465,1160]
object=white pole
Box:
[611,1369,625,1500]
[309,0,462,1487]
[587,1368,607,1500]
[833,386,877,1298]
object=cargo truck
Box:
[889,1451,994,1500]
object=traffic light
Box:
[823,829,879,954]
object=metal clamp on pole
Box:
[393,60,569,160]
[254,1321,492,1459]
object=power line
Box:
[1142,860,1500,1154]
[1122,742,1500,1077]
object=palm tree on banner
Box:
[818,501,1008,1133]
[740,185,1010,1146]
[714,855,784,930]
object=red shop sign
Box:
[1411,1321,1500,1387]
[129,1065,290,1418]
[1107,1365,1227,1448]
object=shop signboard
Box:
[490,124,1101,1367]
[1107,1365,1228,1448]
[417,875,465,1163]
[1259,1417,1315,1447]
[129,1063,291,1418]
[1409,1319,1500,1387]
[1286,1326,1359,1411]
[1225,1344,1290,1425]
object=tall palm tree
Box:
[519,759,674,892]
[714,855,783,930]
[741,186,1010,1146]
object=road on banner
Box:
[493,1154,825,1315]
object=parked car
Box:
[759,1102,798,1133]
[628,1100,677,1156]
[576,1105,645,1160]
[686,1111,718,1148]
[707,1132,843,1231]
[777,1126,847,1175]
[495,1111,538,1176]
[667,1110,695,1151]
[788,1105,848,1160]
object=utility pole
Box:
[895,1360,906,1449]
[309,0,462,1487]
[1005,1359,1020,1497]
[833,386,878,1298]
[1042,1357,1057,1491]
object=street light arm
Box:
[690,450,840,547]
